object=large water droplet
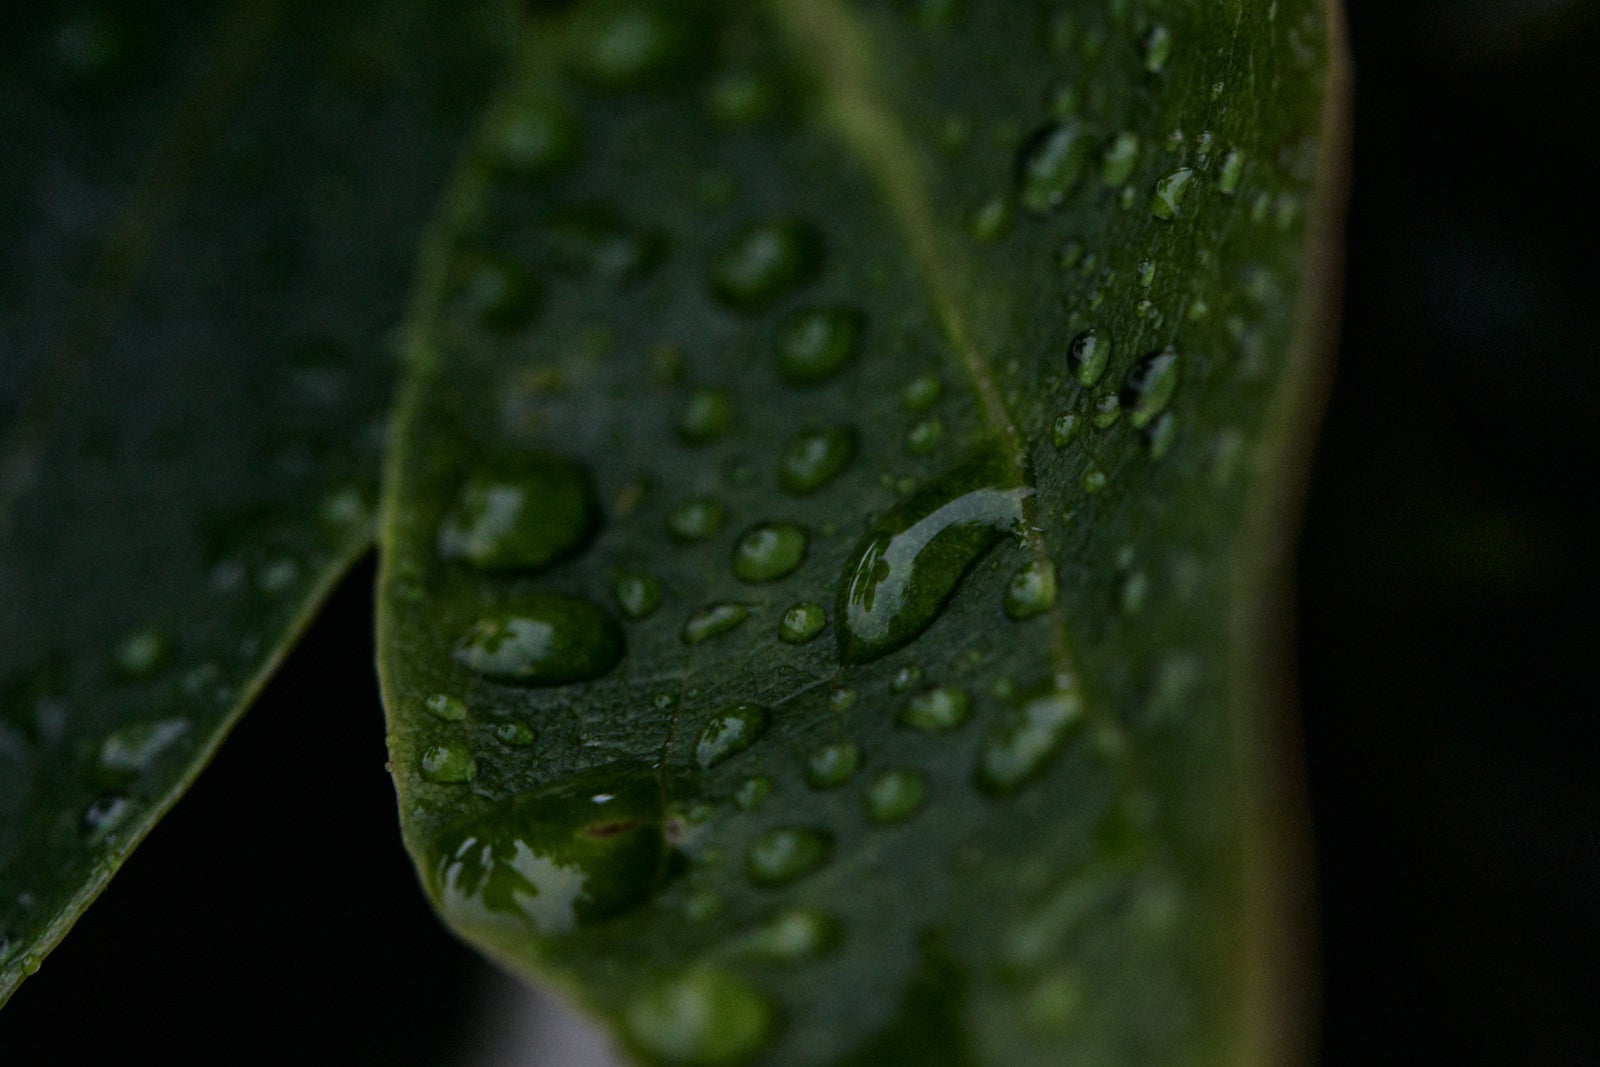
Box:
[976,682,1084,794]
[624,967,775,1065]
[433,768,665,939]
[836,450,1031,664]
[1122,347,1180,428]
[777,307,863,386]
[438,455,597,572]
[696,705,770,768]
[455,597,624,685]
[779,425,858,495]
[733,523,808,582]
[1149,167,1195,220]
[708,220,823,311]
[1017,121,1090,213]
[747,827,832,886]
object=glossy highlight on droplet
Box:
[437,453,598,572]
[454,596,624,685]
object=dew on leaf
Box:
[682,603,750,645]
[890,664,924,693]
[667,498,726,542]
[777,306,863,386]
[420,741,477,784]
[734,777,772,811]
[437,454,597,572]
[1005,560,1059,620]
[1091,394,1122,429]
[976,681,1085,794]
[1145,411,1178,458]
[779,425,857,495]
[545,205,666,281]
[805,742,861,789]
[969,194,1011,241]
[836,450,1030,664]
[747,826,832,886]
[1142,25,1173,73]
[1051,414,1080,449]
[1150,167,1196,220]
[1218,148,1245,194]
[454,597,624,685]
[1100,132,1140,187]
[112,627,171,680]
[1067,330,1110,387]
[733,523,808,582]
[1122,347,1180,428]
[740,909,842,962]
[97,718,189,779]
[899,686,972,732]
[495,721,536,747]
[1017,121,1091,213]
[676,388,735,445]
[906,418,944,455]
[425,694,468,722]
[82,794,133,840]
[899,375,943,411]
[612,571,664,619]
[708,219,822,311]
[779,603,827,644]
[571,1,698,89]
[484,97,581,176]
[1082,469,1108,494]
[696,705,770,769]
[865,769,926,824]
[624,967,775,1066]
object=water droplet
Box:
[1218,149,1245,194]
[735,777,771,811]
[733,523,808,582]
[906,418,944,456]
[682,604,750,645]
[110,627,170,681]
[455,597,624,685]
[708,220,823,311]
[1091,394,1122,429]
[1067,330,1110,387]
[612,571,663,619]
[1137,260,1157,287]
[438,455,597,572]
[779,425,857,495]
[1119,570,1151,616]
[696,705,770,768]
[1149,168,1195,220]
[82,793,133,840]
[777,307,863,386]
[496,721,536,746]
[420,741,477,784]
[865,769,925,824]
[546,204,666,281]
[433,768,665,938]
[676,389,735,444]
[1017,121,1091,213]
[1005,561,1058,619]
[668,498,726,542]
[572,2,698,89]
[97,718,189,779]
[890,664,924,693]
[976,682,1084,794]
[900,375,943,411]
[969,194,1011,240]
[829,687,857,713]
[1142,25,1173,72]
[741,909,841,961]
[805,743,860,789]
[747,827,832,886]
[1145,411,1177,458]
[779,603,827,644]
[450,254,540,332]
[1100,132,1139,187]
[624,967,775,1065]
[426,694,468,722]
[1051,414,1080,449]
[706,69,778,127]
[899,686,972,732]
[837,450,1030,664]
[1122,347,1180,428]
[1081,469,1108,494]
[485,97,581,176]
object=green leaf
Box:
[379,1,1347,1062]
[0,0,517,1002]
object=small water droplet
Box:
[1145,411,1177,458]
[1218,149,1245,194]
[1067,330,1110,387]
[735,777,771,811]
[1122,347,1180,428]
[899,375,943,411]
[682,604,750,645]
[779,425,857,495]
[733,523,808,582]
[890,664,924,693]
[865,769,926,824]
[969,194,1011,240]
[747,826,832,886]
[1051,414,1080,449]
[706,69,778,127]
[420,741,477,784]
[433,767,665,937]
[1091,394,1121,429]
[438,455,597,572]
[777,307,863,386]
[976,682,1084,794]
[805,742,860,789]
[667,498,726,542]
[624,967,775,1065]
[485,97,581,176]
[1137,260,1157,287]
[1081,469,1108,494]
[676,389,735,444]
[1017,121,1090,213]
[906,418,944,456]
[496,721,536,746]
[572,1,698,89]
[899,686,972,732]
[1005,561,1058,620]
[82,793,133,840]
[829,688,857,713]
[454,597,624,685]
[696,705,770,768]
[708,220,823,311]
[740,909,841,961]
[1149,168,1195,220]
[426,694,468,722]
[1100,132,1139,187]
[1142,25,1173,72]
[97,718,189,779]
[612,571,663,620]
[836,450,1031,664]
[779,602,827,644]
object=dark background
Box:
[4,1,1598,1062]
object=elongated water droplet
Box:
[625,967,775,1065]
[977,682,1084,794]
[433,768,665,938]
[899,686,972,732]
[779,425,857,495]
[1142,25,1173,72]
[836,451,1031,664]
[696,705,770,768]
[1149,168,1195,220]
[708,220,822,311]
[1005,561,1058,619]
[1091,394,1122,428]
[1122,347,1180,428]
[1100,132,1139,187]
[438,455,597,572]
[747,827,832,886]
[777,307,863,386]
[805,743,860,789]
[455,597,624,685]
[97,718,189,781]
[865,769,926,824]
[1218,148,1245,195]
[682,604,749,645]
[420,741,477,784]
[733,523,808,582]
[1067,330,1110,387]
[1017,121,1090,213]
